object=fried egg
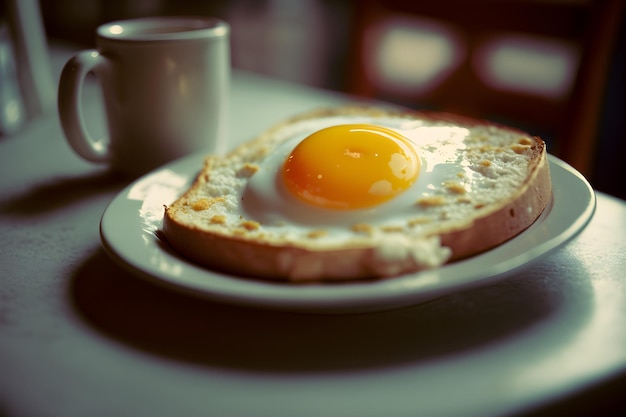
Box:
[236,113,530,237]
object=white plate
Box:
[100,154,595,314]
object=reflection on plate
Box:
[100,154,595,314]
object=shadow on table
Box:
[0,170,128,217]
[69,248,592,373]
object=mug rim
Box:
[97,16,228,42]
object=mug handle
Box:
[58,50,110,162]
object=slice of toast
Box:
[163,106,552,282]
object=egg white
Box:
[239,116,477,229]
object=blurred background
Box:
[3,0,625,198]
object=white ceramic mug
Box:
[58,17,230,177]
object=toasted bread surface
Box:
[163,106,552,281]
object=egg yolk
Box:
[282,124,420,209]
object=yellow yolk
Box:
[282,124,420,209]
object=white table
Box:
[1,49,625,417]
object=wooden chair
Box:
[346,0,624,178]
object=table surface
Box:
[1,47,625,417]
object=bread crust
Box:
[441,143,551,260]
[163,106,552,281]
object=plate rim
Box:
[99,154,596,313]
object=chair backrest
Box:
[347,0,624,177]
[1,0,55,135]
